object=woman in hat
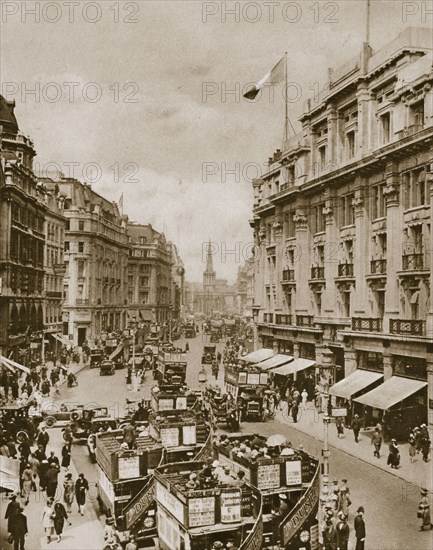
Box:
[387,439,400,469]
[75,473,89,516]
[63,472,75,513]
[53,500,70,542]
[417,489,432,531]
[42,498,55,543]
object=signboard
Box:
[125,479,155,529]
[160,427,179,447]
[331,408,347,417]
[285,460,302,486]
[98,467,115,507]
[247,373,260,385]
[310,523,320,550]
[281,466,320,545]
[220,489,242,523]
[259,373,268,385]
[155,481,185,523]
[182,425,196,446]
[176,396,187,410]
[159,398,174,411]
[238,372,248,384]
[118,455,140,480]
[188,496,215,527]
[257,463,280,490]
[225,371,238,385]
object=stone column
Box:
[427,172,433,338]
[383,163,401,333]
[382,350,393,381]
[327,104,338,167]
[322,196,339,316]
[273,215,284,310]
[293,208,310,315]
[352,184,368,314]
[344,347,357,377]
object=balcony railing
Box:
[402,254,424,271]
[311,266,325,279]
[395,124,424,139]
[75,299,89,306]
[370,259,387,275]
[352,317,382,332]
[390,319,425,336]
[275,314,292,325]
[337,263,354,277]
[263,313,274,323]
[282,269,295,282]
[296,315,315,327]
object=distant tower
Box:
[203,240,216,314]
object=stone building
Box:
[126,223,172,324]
[0,96,46,364]
[250,28,433,426]
[58,178,129,346]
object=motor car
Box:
[42,403,85,428]
[68,407,117,440]
[201,345,216,364]
[100,360,115,376]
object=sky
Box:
[1,0,431,281]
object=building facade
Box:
[251,28,433,424]
[58,178,129,346]
[0,97,46,364]
[126,223,172,324]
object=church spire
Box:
[205,239,214,273]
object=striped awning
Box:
[271,358,316,376]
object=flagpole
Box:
[284,51,288,146]
[366,0,371,44]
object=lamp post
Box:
[168,304,172,342]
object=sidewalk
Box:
[274,402,433,493]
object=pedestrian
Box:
[5,494,21,537]
[104,517,117,546]
[338,488,351,518]
[417,488,432,531]
[301,388,308,410]
[21,464,33,506]
[408,432,417,463]
[414,427,422,454]
[10,505,27,550]
[387,439,400,469]
[46,463,59,498]
[53,501,70,542]
[336,512,350,550]
[322,519,338,550]
[125,535,138,550]
[336,417,345,439]
[75,473,89,515]
[38,459,50,491]
[61,443,71,471]
[291,401,299,423]
[42,498,55,544]
[371,428,382,458]
[63,473,75,513]
[354,506,366,550]
[34,444,46,463]
[37,426,49,452]
[420,428,430,463]
[351,414,362,443]
[47,451,60,468]
[122,421,137,450]
[18,440,31,462]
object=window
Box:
[346,131,355,159]
[380,112,391,144]
[64,241,69,252]
[140,276,149,287]
[319,146,327,172]
[287,165,295,185]
[78,242,84,253]
[357,351,383,372]
[285,211,296,239]
[376,290,385,318]
[77,260,84,278]
[342,290,351,317]
[410,100,424,129]
[312,203,325,234]
[402,168,428,209]
[64,199,71,210]
[314,245,325,266]
[339,194,355,227]
[371,184,386,219]
[78,221,85,231]
[410,290,419,320]
[314,290,322,315]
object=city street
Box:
[29,334,430,550]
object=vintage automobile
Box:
[68,407,117,440]
[89,349,104,369]
[209,330,220,343]
[100,360,115,376]
[184,325,196,338]
[201,345,216,364]
[0,401,42,442]
[42,403,85,428]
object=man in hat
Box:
[37,426,49,452]
[351,414,362,444]
[232,470,246,488]
[418,488,432,531]
[5,494,21,538]
[354,506,366,550]
[272,494,289,518]
[211,542,223,549]
[10,505,28,550]
[322,518,338,550]
[336,512,350,550]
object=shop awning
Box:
[258,354,294,371]
[329,370,383,400]
[354,376,427,410]
[271,358,316,376]
[240,348,274,364]
[0,456,20,491]
[51,333,71,347]
[0,355,30,374]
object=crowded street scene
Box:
[1,1,432,549]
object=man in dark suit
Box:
[11,506,28,550]
[354,506,366,550]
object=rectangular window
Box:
[342,291,351,317]
[77,260,84,278]
[78,220,85,231]
[410,100,424,129]
[380,112,391,144]
[78,242,84,253]
[340,194,355,227]
[64,241,69,252]
[319,146,327,172]
[285,211,296,239]
[346,131,355,159]
[371,184,386,219]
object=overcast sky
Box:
[1,0,430,281]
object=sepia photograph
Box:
[0,0,432,548]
